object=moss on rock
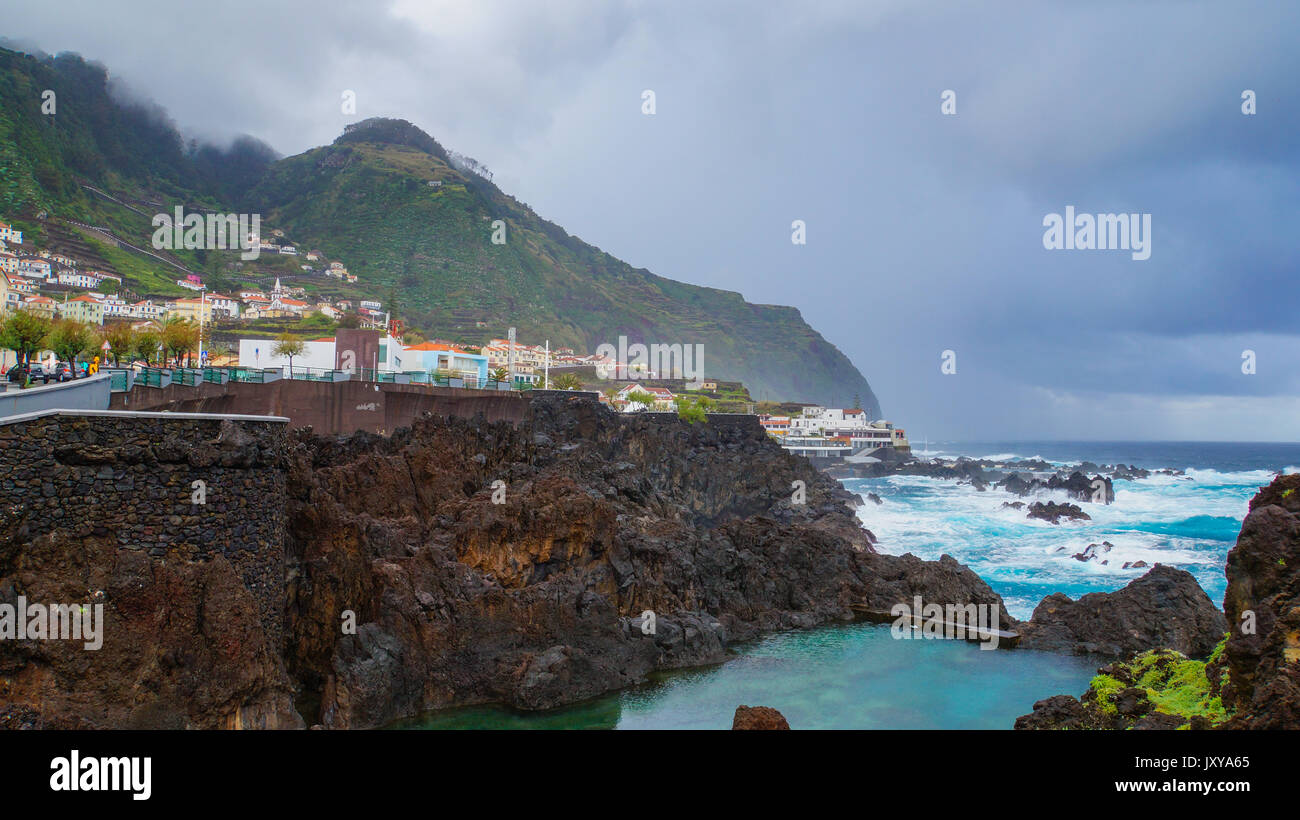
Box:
[1025,635,1233,729]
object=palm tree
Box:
[552,372,582,391]
[206,339,233,366]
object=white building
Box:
[238,337,339,373]
[99,295,130,317]
[238,333,406,375]
[614,384,676,411]
[57,270,101,289]
[207,293,240,318]
[17,257,52,279]
[132,300,166,320]
[787,406,872,435]
[775,406,910,455]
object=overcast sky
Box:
[9,0,1300,441]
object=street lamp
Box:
[197,285,206,367]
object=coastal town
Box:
[0,214,918,465]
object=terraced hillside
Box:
[0,46,879,410]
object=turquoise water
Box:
[402,623,1101,730]
[404,441,1296,729]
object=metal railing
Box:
[123,365,539,393]
[226,367,281,384]
[105,368,133,392]
[138,368,172,388]
[286,366,351,382]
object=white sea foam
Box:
[845,462,1259,619]
[968,452,1045,462]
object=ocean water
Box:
[401,623,1100,730]
[405,440,1298,729]
[851,441,1300,618]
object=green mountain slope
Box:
[245,119,879,408]
[0,46,880,411]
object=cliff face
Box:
[1221,473,1300,728]
[282,396,997,727]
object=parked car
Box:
[6,363,51,384]
[52,362,75,382]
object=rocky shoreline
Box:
[1016,474,1300,729]
[0,396,1291,729]
[280,397,1022,727]
[0,396,1012,728]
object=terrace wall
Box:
[110,378,529,434]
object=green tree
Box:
[625,388,656,410]
[674,395,710,424]
[160,317,200,366]
[0,310,52,385]
[272,333,306,377]
[47,319,95,378]
[552,372,582,390]
[677,401,707,424]
[100,322,134,367]
[132,328,162,366]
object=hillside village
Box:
[1,209,911,449]
[0,218,380,328]
[0,214,766,414]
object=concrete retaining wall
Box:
[111,378,530,434]
[0,373,111,418]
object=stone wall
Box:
[111,378,529,434]
[0,410,288,642]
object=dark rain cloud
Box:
[7,0,1298,439]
